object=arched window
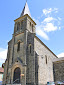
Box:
[28,44,32,54]
[17,22,20,31]
[21,21,23,29]
[17,42,20,52]
[45,55,47,64]
[30,45,31,53]
[14,23,16,33]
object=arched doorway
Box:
[13,67,21,84]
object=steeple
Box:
[14,1,36,34]
[20,2,31,17]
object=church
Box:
[3,2,64,85]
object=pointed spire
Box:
[20,2,31,17]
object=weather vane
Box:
[26,0,27,2]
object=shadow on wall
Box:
[35,52,39,85]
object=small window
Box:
[21,21,23,29]
[45,55,47,64]
[32,24,33,32]
[29,44,31,54]
[30,22,31,26]
[30,45,31,53]
[17,61,18,62]
[17,42,20,52]
[17,22,20,31]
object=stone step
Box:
[7,84,21,85]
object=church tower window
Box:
[29,44,31,54]
[17,22,20,31]
[30,22,31,26]
[30,45,31,53]
[21,21,23,29]
[17,42,20,52]
[32,24,33,32]
[45,55,47,64]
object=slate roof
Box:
[20,2,31,17]
[53,57,64,62]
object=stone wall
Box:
[34,36,57,85]
[53,58,64,82]
[26,32,35,85]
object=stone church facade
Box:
[3,2,58,85]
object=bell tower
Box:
[3,2,36,85]
[14,2,36,35]
[13,2,36,85]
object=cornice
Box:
[14,14,36,25]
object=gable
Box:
[35,36,57,58]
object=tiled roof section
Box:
[0,67,4,73]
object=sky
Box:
[0,0,64,67]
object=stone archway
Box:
[13,67,21,84]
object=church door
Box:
[13,67,21,84]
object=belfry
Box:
[3,2,59,85]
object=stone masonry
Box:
[53,57,64,82]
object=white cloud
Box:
[33,8,61,40]
[36,28,49,40]
[34,16,58,39]
[33,17,49,40]
[42,17,55,23]
[34,18,49,40]
[54,8,58,10]
[42,8,58,15]
[0,48,7,66]
[57,52,64,58]
[58,17,62,21]
[43,8,52,15]
[43,23,58,32]
[41,16,60,32]
[59,27,61,30]
[54,8,58,13]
